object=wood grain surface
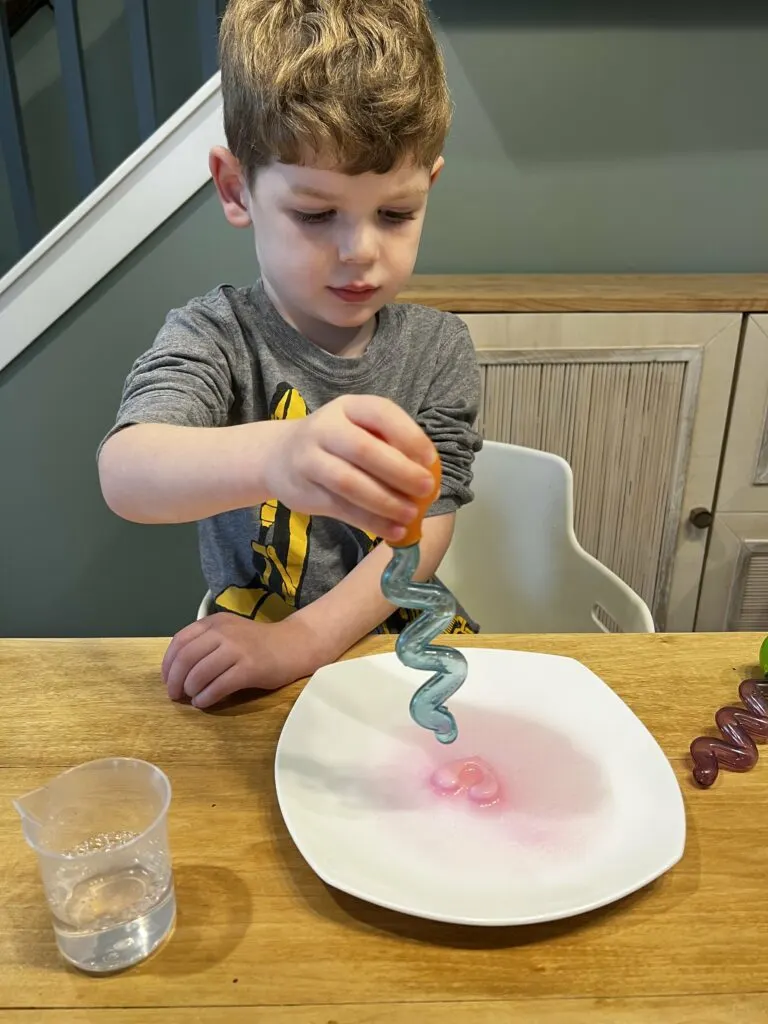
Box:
[1,633,767,1021]
[399,274,768,312]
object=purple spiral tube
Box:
[690,679,768,787]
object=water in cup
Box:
[49,829,174,971]
[15,758,175,973]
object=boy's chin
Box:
[321,300,383,328]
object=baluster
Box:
[125,0,157,142]
[53,0,96,197]
[198,0,219,80]
[0,2,38,253]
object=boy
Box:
[98,0,481,709]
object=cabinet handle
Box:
[689,507,714,529]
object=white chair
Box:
[438,441,655,633]
[198,440,654,633]
[197,591,214,620]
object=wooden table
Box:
[2,633,768,1022]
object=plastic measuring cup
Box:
[14,757,175,973]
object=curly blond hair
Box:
[219,0,452,181]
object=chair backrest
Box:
[439,441,654,633]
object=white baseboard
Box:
[0,74,225,375]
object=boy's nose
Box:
[338,224,378,264]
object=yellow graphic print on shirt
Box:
[215,382,476,635]
[215,383,313,623]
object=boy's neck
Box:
[262,278,376,359]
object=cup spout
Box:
[13,785,50,848]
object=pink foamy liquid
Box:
[430,756,502,807]
[374,702,612,866]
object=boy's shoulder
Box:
[159,283,282,352]
[165,283,256,326]
[388,300,469,342]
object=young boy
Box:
[98,0,481,709]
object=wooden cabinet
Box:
[401,275,768,632]
[459,312,739,631]
[697,315,768,631]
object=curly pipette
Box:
[380,456,468,744]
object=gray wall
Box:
[0,188,253,638]
[429,1,768,272]
[2,2,768,636]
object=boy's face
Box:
[212,150,442,335]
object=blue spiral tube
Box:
[381,544,468,744]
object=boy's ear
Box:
[209,147,252,228]
[429,155,445,187]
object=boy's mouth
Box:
[328,284,380,304]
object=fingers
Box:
[312,483,408,542]
[161,617,312,712]
[280,396,440,536]
[190,665,251,709]
[163,622,221,701]
[162,620,210,691]
[308,451,418,527]
[336,398,437,498]
[327,426,436,504]
[342,396,435,468]
[164,625,240,707]
[183,644,238,703]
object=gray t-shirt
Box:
[103,281,482,633]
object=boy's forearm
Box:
[293,513,456,666]
[98,421,285,524]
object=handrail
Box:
[0,74,224,375]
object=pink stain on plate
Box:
[373,703,612,865]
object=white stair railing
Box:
[0,74,224,374]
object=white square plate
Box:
[275,648,685,926]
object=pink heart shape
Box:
[430,756,501,807]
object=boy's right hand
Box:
[264,395,437,542]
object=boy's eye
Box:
[381,210,417,224]
[292,209,417,226]
[293,210,335,224]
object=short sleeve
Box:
[416,316,482,516]
[98,298,236,457]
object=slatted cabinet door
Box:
[697,315,768,631]
[460,312,741,632]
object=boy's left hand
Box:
[162,613,323,709]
